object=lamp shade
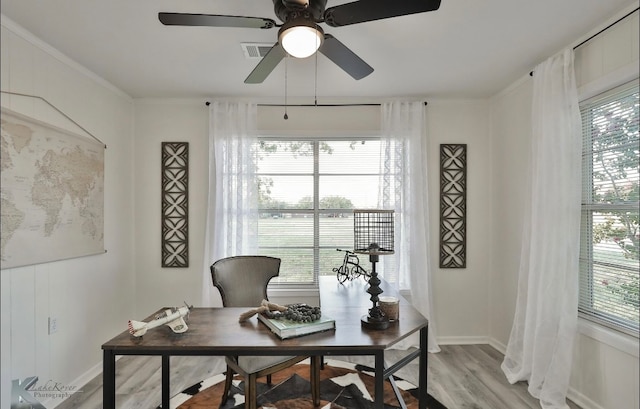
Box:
[278,19,324,59]
[353,209,395,255]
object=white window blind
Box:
[579,80,639,336]
[255,137,396,286]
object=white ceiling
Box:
[1,0,635,100]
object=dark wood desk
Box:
[102,277,428,408]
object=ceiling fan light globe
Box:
[279,25,323,58]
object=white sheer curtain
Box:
[202,101,259,307]
[380,101,440,352]
[501,49,582,409]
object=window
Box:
[579,80,639,336]
[255,137,396,287]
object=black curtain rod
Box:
[530,7,638,76]
[205,101,428,106]
[573,7,638,50]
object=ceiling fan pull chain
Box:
[284,54,289,120]
[314,35,318,107]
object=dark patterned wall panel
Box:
[161,142,189,267]
[439,144,467,268]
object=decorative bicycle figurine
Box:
[333,248,370,284]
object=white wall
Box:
[489,6,639,409]
[133,99,210,316]
[426,100,492,344]
[488,76,533,349]
[0,16,135,408]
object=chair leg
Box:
[310,356,321,407]
[220,366,234,407]
[266,374,272,384]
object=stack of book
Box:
[257,313,335,339]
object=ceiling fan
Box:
[159,0,441,84]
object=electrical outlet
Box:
[48,317,58,334]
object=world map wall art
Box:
[0,108,105,269]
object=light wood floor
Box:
[57,344,582,409]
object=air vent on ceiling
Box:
[241,43,273,59]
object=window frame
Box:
[578,79,640,337]
[255,133,386,289]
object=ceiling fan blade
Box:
[318,34,373,80]
[245,43,287,84]
[323,0,441,27]
[159,12,276,29]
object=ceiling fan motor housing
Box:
[274,0,327,23]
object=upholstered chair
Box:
[211,255,320,409]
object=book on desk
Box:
[257,313,335,339]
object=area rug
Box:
[166,359,447,409]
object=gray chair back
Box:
[211,256,281,307]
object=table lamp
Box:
[353,209,395,330]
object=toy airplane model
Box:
[128,303,192,337]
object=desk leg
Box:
[311,355,321,406]
[162,354,170,408]
[374,352,385,409]
[102,350,116,409]
[419,326,428,409]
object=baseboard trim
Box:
[488,337,507,355]
[436,336,490,345]
[566,388,605,409]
